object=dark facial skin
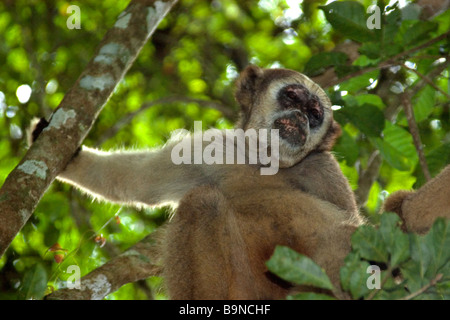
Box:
[274,84,325,146]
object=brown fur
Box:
[30,65,450,300]
[47,65,363,299]
[163,179,358,299]
[161,66,362,299]
[383,166,450,234]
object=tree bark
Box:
[0,0,178,258]
[46,234,162,300]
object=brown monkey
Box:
[32,66,363,299]
[384,165,450,234]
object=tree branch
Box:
[46,233,162,300]
[355,151,382,207]
[366,266,393,300]
[399,273,443,300]
[401,92,432,182]
[402,62,450,100]
[313,31,450,89]
[0,0,179,258]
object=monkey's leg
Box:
[384,165,450,233]
[162,186,257,300]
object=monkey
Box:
[31,65,365,299]
[383,165,450,234]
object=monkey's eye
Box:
[310,109,320,119]
[282,87,309,109]
[286,90,298,101]
[307,101,324,128]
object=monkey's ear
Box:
[234,65,264,111]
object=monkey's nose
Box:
[294,111,308,126]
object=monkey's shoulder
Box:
[208,151,357,214]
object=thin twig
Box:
[387,31,450,65]
[366,266,393,300]
[412,59,450,94]
[320,31,450,89]
[401,92,432,182]
[399,273,443,300]
[402,62,450,100]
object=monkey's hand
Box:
[384,165,450,234]
[27,117,49,147]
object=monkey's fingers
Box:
[27,117,49,147]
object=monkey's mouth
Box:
[274,114,307,146]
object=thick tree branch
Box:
[0,0,178,258]
[46,233,162,300]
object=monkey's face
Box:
[235,66,340,168]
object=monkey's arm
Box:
[28,118,212,206]
[57,143,207,207]
[384,165,450,233]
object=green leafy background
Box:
[0,0,449,299]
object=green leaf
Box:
[370,271,408,300]
[414,144,450,187]
[390,231,410,268]
[427,144,450,175]
[320,1,376,43]
[339,69,380,92]
[409,233,432,279]
[413,85,436,123]
[369,121,418,171]
[370,122,417,171]
[352,54,380,67]
[339,103,385,137]
[369,137,411,171]
[359,42,381,60]
[333,127,359,166]
[378,213,400,249]
[287,292,336,300]
[351,225,389,263]
[266,246,334,290]
[382,4,402,48]
[339,252,371,299]
[401,259,429,293]
[354,94,386,110]
[378,213,410,267]
[19,263,48,300]
[396,20,438,47]
[424,218,450,276]
[382,122,417,163]
[304,51,348,76]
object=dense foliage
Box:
[0,0,449,299]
